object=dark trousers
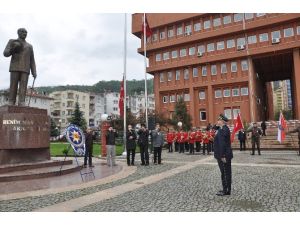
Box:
[140,144,149,165]
[189,143,195,154]
[9,72,29,106]
[203,143,211,154]
[175,142,179,152]
[185,142,189,151]
[126,148,135,165]
[262,129,266,136]
[179,143,185,153]
[217,159,232,193]
[153,147,162,164]
[252,139,261,155]
[84,147,93,166]
[239,140,246,151]
[195,142,201,152]
[168,142,173,152]
[210,141,214,152]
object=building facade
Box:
[128,92,155,117]
[272,80,292,113]
[132,13,300,126]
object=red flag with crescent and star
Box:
[231,113,244,143]
[119,77,124,118]
[142,14,152,38]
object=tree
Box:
[171,98,192,131]
[50,118,60,137]
[69,101,87,130]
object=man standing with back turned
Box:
[214,114,233,196]
[3,28,37,106]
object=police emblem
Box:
[65,124,86,156]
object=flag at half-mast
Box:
[277,111,287,143]
[142,14,152,37]
[231,113,244,142]
[119,77,124,118]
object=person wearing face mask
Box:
[126,124,137,166]
[106,126,118,167]
[213,114,233,196]
[151,123,165,165]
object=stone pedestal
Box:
[0,105,50,165]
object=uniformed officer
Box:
[214,114,233,196]
[247,122,262,155]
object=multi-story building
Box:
[89,93,105,127]
[132,13,300,126]
[49,90,90,129]
[272,80,292,113]
[128,92,155,117]
[0,90,53,115]
[104,92,120,118]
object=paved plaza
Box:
[0,150,300,212]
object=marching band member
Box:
[166,128,175,153]
[184,130,189,152]
[195,127,202,152]
[175,129,180,152]
[202,129,211,155]
[179,130,185,153]
[209,128,216,153]
[189,128,196,154]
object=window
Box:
[177,25,183,35]
[200,111,207,121]
[215,90,222,98]
[232,88,240,96]
[245,13,254,20]
[227,39,235,48]
[256,13,266,17]
[184,69,189,80]
[217,41,225,50]
[259,33,269,42]
[171,50,178,59]
[152,33,158,42]
[167,71,172,81]
[155,53,161,62]
[241,60,248,71]
[237,37,246,46]
[163,96,168,103]
[202,66,207,76]
[193,67,198,77]
[175,70,181,80]
[189,47,195,56]
[241,87,249,96]
[180,48,187,57]
[271,30,281,39]
[231,62,237,72]
[224,108,232,119]
[163,52,169,60]
[233,108,241,119]
[160,31,166,39]
[223,15,232,24]
[223,89,231,97]
[284,28,294,37]
[204,20,211,29]
[297,26,300,35]
[168,27,174,37]
[184,94,190,101]
[213,18,221,27]
[160,73,165,82]
[170,95,176,102]
[211,65,217,75]
[185,24,192,35]
[248,35,257,44]
[194,22,201,31]
[221,63,227,74]
[177,94,183,101]
[198,45,205,54]
[234,13,243,22]
[207,43,215,52]
[199,91,205,99]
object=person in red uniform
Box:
[195,127,202,153]
[166,129,175,153]
[209,128,216,153]
[174,129,180,152]
[184,131,189,152]
[179,130,185,153]
[202,129,211,155]
[188,128,196,154]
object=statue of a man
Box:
[3,28,37,106]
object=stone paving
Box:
[1,150,300,212]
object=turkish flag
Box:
[119,77,124,118]
[277,112,287,143]
[142,14,152,37]
[231,113,243,142]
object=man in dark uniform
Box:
[126,124,137,166]
[247,122,262,155]
[288,126,300,156]
[84,127,94,168]
[238,128,247,151]
[214,114,233,196]
[137,124,149,166]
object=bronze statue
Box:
[3,28,37,106]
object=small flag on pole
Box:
[231,113,244,142]
[142,14,152,37]
[119,77,124,118]
[277,111,287,143]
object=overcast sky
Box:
[0,13,144,89]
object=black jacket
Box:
[126,130,137,150]
[85,132,94,152]
[261,122,267,130]
[213,125,233,160]
[137,129,149,146]
[238,131,246,141]
[106,130,118,145]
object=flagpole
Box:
[122,13,127,156]
[143,13,149,128]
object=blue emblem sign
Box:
[65,124,86,156]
